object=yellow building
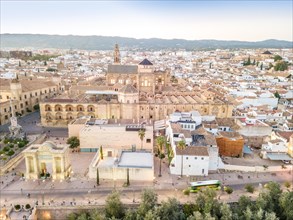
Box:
[0,77,63,125]
[40,45,233,127]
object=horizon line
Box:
[1,33,292,43]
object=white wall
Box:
[170,154,209,176]
[208,147,219,171]
[80,125,153,150]
[89,166,154,181]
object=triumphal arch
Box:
[23,141,71,180]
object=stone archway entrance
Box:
[23,141,72,180]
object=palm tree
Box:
[177,139,186,177]
[138,129,145,150]
[156,136,166,177]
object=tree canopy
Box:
[274,55,282,62]
[67,182,293,220]
[66,136,80,149]
[274,61,288,71]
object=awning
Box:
[267,153,293,161]
[243,145,253,154]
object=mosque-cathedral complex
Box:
[40,45,233,126]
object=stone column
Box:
[33,156,39,178]
[25,156,30,178]
[52,157,57,180]
[61,156,65,173]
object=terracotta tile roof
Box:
[204,134,217,145]
[176,146,209,156]
[170,123,182,133]
[119,84,138,94]
[108,64,137,74]
[276,131,293,142]
[190,127,207,135]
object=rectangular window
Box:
[194,157,197,160]
[7,96,9,99]
[146,139,151,143]
[201,157,204,160]
[4,108,7,112]
[35,92,37,96]
[186,157,188,159]
[202,169,204,174]
[24,95,27,99]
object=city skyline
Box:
[1,1,292,41]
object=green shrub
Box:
[284,181,291,189]
[0,150,4,155]
[4,139,12,144]
[25,204,31,209]
[245,184,255,193]
[3,146,10,152]
[18,142,26,148]
[9,144,15,148]
[2,157,7,161]
[13,138,21,144]
[183,189,190,196]
[14,204,21,210]
[7,150,15,156]
[224,186,233,194]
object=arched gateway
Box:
[23,141,71,180]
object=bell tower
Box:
[113,44,121,64]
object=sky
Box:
[1,1,292,41]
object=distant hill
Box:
[0,34,292,50]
